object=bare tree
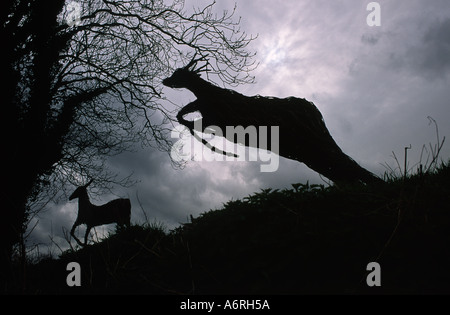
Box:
[54,0,256,186]
[0,0,255,287]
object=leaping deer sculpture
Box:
[163,56,382,184]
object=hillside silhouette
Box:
[20,160,450,294]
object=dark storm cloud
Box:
[419,18,450,78]
[106,149,214,224]
[104,144,322,228]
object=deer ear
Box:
[84,179,94,187]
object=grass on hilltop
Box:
[18,158,450,294]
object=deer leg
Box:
[70,222,84,246]
[70,222,77,238]
[84,226,91,246]
[176,100,200,129]
[176,100,237,157]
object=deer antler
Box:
[84,179,94,187]
[184,53,208,72]
[194,62,209,73]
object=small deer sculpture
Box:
[69,180,131,246]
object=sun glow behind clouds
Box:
[264,44,287,65]
[246,18,350,100]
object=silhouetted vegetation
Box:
[15,160,450,294]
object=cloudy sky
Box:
[28,0,450,254]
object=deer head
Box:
[162,54,208,88]
[69,179,93,200]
